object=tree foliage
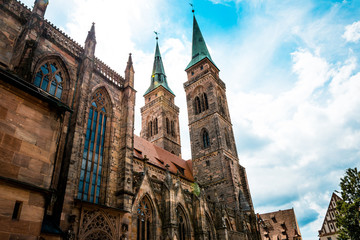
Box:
[336,167,360,240]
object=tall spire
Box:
[144,35,174,96]
[185,15,218,70]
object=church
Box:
[0,0,260,239]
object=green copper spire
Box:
[185,15,218,70]
[144,36,174,96]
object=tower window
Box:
[33,61,64,99]
[166,118,170,134]
[12,201,22,220]
[200,65,203,70]
[202,129,210,148]
[148,121,153,137]
[78,88,109,204]
[203,93,209,110]
[194,96,201,114]
[194,93,208,115]
[154,118,158,135]
[171,121,176,137]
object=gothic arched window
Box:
[166,118,170,134]
[194,96,201,115]
[137,196,153,240]
[33,61,64,99]
[171,120,175,137]
[202,129,210,149]
[205,214,215,240]
[78,88,109,204]
[203,93,209,110]
[154,118,158,135]
[148,121,153,137]
[176,206,188,240]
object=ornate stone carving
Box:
[78,208,119,240]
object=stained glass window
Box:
[176,206,187,240]
[137,197,152,240]
[78,89,108,204]
[34,62,63,99]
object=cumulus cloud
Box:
[343,20,360,43]
[233,48,360,238]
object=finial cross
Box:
[165,164,170,170]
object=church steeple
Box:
[140,35,181,156]
[144,37,174,96]
[184,11,255,214]
[186,15,218,71]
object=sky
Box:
[20,0,360,239]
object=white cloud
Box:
[343,20,360,43]
[231,48,360,237]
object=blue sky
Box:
[20,0,360,239]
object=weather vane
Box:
[154,31,159,40]
[189,2,195,13]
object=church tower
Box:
[184,14,254,211]
[140,36,181,156]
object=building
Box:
[318,193,341,240]
[0,0,260,239]
[257,209,302,240]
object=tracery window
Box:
[33,61,64,99]
[205,214,214,240]
[202,129,210,149]
[194,93,209,115]
[137,196,153,240]
[78,88,109,204]
[176,206,188,240]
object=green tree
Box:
[336,167,360,240]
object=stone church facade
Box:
[0,1,260,240]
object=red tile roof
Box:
[258,208,302,240]
[133,135,194,181]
